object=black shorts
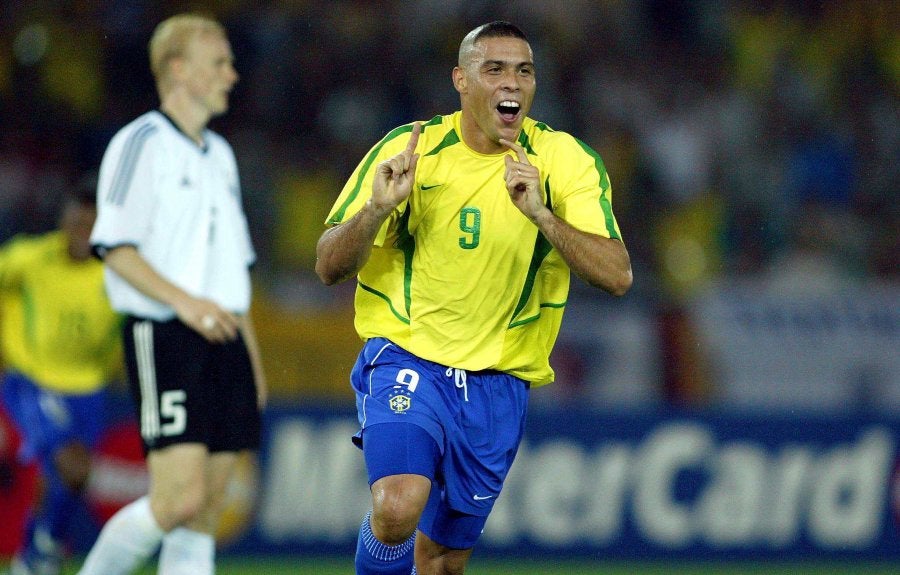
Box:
[123,316,261,454]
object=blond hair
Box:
[148,13,225,93]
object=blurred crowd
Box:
[1,0,897,404]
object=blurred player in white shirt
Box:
[77,13,266,575]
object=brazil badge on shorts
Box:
[388,388,412,413]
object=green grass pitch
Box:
[7,556,898,574]
[210,557,900,574]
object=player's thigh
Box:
[177,449,239,532]
[147,443,209,525]
[415,529,473,575]
[205,450,239,511]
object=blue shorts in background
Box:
[0,371,106,470]
[350,337,529,518]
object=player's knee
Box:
[153,484,207,530]
[370,475,429,544]
[203,489,225,518]
[53,442,92,492]
[173,489,207,527]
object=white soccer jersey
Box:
[91,110,255,320]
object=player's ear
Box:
[168,55,188,83]
[452,66,466,93]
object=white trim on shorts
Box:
[133,320,160,442]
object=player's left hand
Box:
[499,138,546,222]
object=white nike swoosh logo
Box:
[473,494,494,501]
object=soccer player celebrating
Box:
[316,21,632,575]
[77,13,265,575]
[1,177,122,575]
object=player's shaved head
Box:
[458,21,529,69]
[149,13,226,93]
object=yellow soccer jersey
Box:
[326,112,622,385]
[0,231,122,394]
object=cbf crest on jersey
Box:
[388,391,411,413]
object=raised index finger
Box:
[406,122,422,155]
[499,137,530,165]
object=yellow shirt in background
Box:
[0,231,122,394]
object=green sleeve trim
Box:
[575,137,620,241]
[517,130,537,156]
[423,115,445,128]
[424,128,459,156]
[327,116,446,225]
[327,123,416,224]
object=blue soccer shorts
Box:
[350,337,529,548]
[0,371,106,470]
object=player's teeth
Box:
[500,101,519,108]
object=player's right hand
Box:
[370,122,420,217]
[176,296,239,344]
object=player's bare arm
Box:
[103,245,239,342]
[316,123,421,285]
[500,138,633,296]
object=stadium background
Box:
[0,0,897,573]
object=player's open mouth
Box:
[496,100,520,123]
